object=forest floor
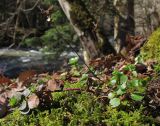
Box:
[0,36,160,125]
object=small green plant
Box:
[9,97,18,107]
[69,57,79,66]
[135,55,144,64]
[108,64,146,107]
[29,84,37,93]
[154,64,160,74]
[69,57,82,77]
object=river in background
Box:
[0,48,82,78]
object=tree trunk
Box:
[58,0,115,63]
[114,0,135,55]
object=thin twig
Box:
[53,26,105,83]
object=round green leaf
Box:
[69,57,79,65]
[109,98,121,108]
[131,80,139,87]
[110,77,117,85]
[80,74,88,81]
[117,89,126,95]
[120,83,127,90]
[108,92,115,99]
[112,71,123,77]
[120,75,128,84]
[132,71,138,77]
[131,93,144,101]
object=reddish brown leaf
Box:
[0,75,11,85]
[18,70,36,82]
[9,83,18,88]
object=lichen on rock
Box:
[141,28,160,63]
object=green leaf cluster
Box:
[108,64,147,107]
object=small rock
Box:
[135,63,147,73]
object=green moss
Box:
[141,28,160,62]
[66,0,94,31]
[0,76,156,125]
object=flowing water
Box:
[0,48,80,78]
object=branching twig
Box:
[22,0,40,12]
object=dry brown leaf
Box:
[0,75,11,85]
[28,94,40,109]
[0,86,4,93]
[18,70,36,82]
[9,83,18,89]
[0,96,6,104]
[38,73,49,77]
[46,79,61,91]
[52,72,61,80]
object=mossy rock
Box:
[141,28,160,62]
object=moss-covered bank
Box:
[141,28,160,63]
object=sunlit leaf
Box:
[9,97,18,107]
[110,76,117,85]
[108,92,115,99]
[120,75,128,85]
[69,57,79,65]
[9,92,22,107]
[120,83,127,90]
[131,93,144,101]
[72,71,80,77]
[135,55,144,64]
[123,64,135,71]
[80,74,88,81]
[30,85,37,93]
[112,70,123,77]
[117,89,126,95]
[121,100,128,106]
[109,98,120,108]
[132,71,138,77]
[130,79,139,87]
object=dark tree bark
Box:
[114,0,135,56]
[58,0,115,63]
